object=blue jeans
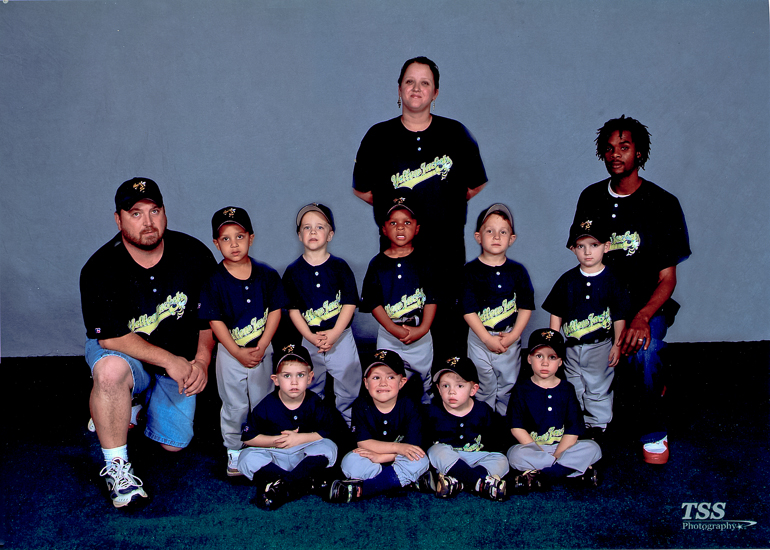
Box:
[626,315,668,444]
[85,338,196,448]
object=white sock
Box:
[102,445,129,465]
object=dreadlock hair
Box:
[595,115,651,170]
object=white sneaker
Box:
[227,450,243,477]
[643,436,668,453]
[88,403,142,433]
[99,457,148,508]
[642,436,669,464]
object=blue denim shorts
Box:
[85,338,196,448]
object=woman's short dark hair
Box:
[398,56,440,90]
[595,115,651,170]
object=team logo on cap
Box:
[446,357,460,366]
[374,350,389,361]
[223,207,236,218]
[282,344,296,354]
[393,197,406,206]
[542,330,555,340]
[580,219,592,230]
[133,181,147,193]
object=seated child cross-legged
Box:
[506,329,602,493]
[237,345,349,511]
[424,357,509,501]
[328,349,430,503]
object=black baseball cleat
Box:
[415,470,438,494]
[308,474,331,496]
[435,473,463,499]
[251,479,291,511]
[475,475,507,501]
[511,469,543,495]
[580,466,599,488]
[327,479,364,503]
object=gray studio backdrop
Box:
[1,0,768,357]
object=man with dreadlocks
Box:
[569,116,691,465]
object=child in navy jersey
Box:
[238,345,348,510]
[200,206,288,477]
[282,203,362,424]
[327,349,429,503]
[424,356,509,501]
[462,204,534,415]
[360,199,437,404]
[543,218,630,436]
[506,329,601,492]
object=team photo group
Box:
[80,56,691,511]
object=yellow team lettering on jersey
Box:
[532,426,565,446]
[128,292,188,335]
[455,434,484,453]
[230,308,269,347]
[478,295,517,328]
[391,155,453,190]
[385,288,427,319]
[563,308,612,340]
[303,291,343,327]
[609,231,640,257]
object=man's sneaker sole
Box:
[111,486,148,508]
[643,437,669,465]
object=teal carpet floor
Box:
[1,342,768,549]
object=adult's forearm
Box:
[99,332,179,370]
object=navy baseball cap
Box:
[115,177,164,212]
[527,329,566,359]
[475,203,514,233]
[296,203,335,233]
[273,344,313,373]
[376,197,419,227]
[211,206,254,239]
[433,356,479,384]
[364,349,406,377]
[567,217,610,248]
